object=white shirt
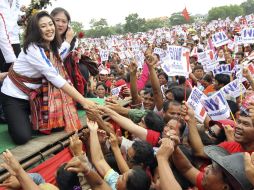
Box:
[1,44,67,100]
[0,12,16,63]
[0,0,22,44]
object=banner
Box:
[212,64,231,76]
[201,91,230,121]
[100,50,109,62]
[111,85,126,96]
[241,28,254,44]
[212,31,230,47]
[161,46,191,77]
[187,87,207,123]
[220,79,246,98]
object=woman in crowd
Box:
[1,11,95,145]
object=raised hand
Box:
[87,118,99,131]
[69,133,83,156]
[65,156,90,174]
[146,54,158,67]
[0,150,22,176]
[65,26,75,44]
[129,59,138,74]
[180,101,195,122]
[156,138,175,160]
[108,133,119,150]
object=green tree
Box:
[169,12,194,26]
[144,18,169,30]
[207,5,243,21]
[124,13,146,33]
[70,21,85,33]
[241,0,254,15]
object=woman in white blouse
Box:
[1,11,95,144]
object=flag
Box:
[182,7,190,21]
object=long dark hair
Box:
[23,11,61,56]
[50,7,77,51]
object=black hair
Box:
[56,163,80,190]
[193,65,203,72]
[202,74,213,83]
[144,88,154,97]
[235,51,244,58]
[23,11,61,56]
[96,82,107,90]
[144,111,165,132]
[163,100,181,112]
[105,153,120,173]
[131,140,155,168]
[215,74,230,86]
[158,72,168,81]
[227,100,239,117]
[171,86,191,103]
[126,167,151,190]
[178,76,186,85]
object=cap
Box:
[209,119,236,129]
[99,69,109,75]
[204,145,253,190]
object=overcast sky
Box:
[23,0,246,28]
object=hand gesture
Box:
[0,175,21,189]
[243,67,251,79]
[108,133,119,150]
[180,101,195,122]
[86,108,102,122]
[0,150,22,176]
[146,54,158,67]
[129,59,138,74]
[244,152,254,185]
[65,157,90,174]
[97,129,108,144]
[105,99,123,113]
[98,105,115,116]
[223,125,234,142]
[82,100,97,111]
[69,133,83,156]
[80,128,90,144]
[86,119,98,131]
[65,26,75,44]
[162,129,180,148]
[156,138,175,160]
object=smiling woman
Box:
[0,11,95,145]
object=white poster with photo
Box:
[241,28,254,44]
[100,50,109,62]
[187,87,207,123]
[212,64,231,76]
[203,60,219,72]
[212,31,230,47]
[234,36,243,45]
[153,47,164,56]
[220,79,246,98]
[111,85,126,96]
[201,91,230,121]
[161,46,191,77]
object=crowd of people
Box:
[1,0,254,189]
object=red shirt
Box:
[195,172,205,190]
[218,141,254,154]
[146,129,160,147]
